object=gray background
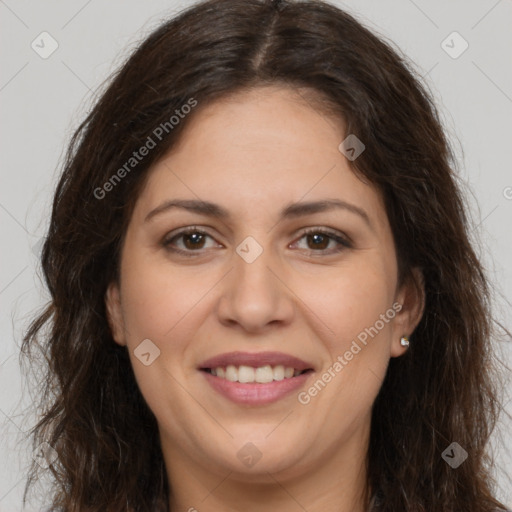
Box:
[1,0,511,510]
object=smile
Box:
[202,364,312,383]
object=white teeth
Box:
[225,365,238,382]
[255,365,274,383]
[273,365,285,381]
[210,364,306,383]
[238,365,255,383]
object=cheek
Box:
[119,252,207,341]
[117,254,205,413]
[303,262,395,418]
[299,257,395,346]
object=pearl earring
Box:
[400,336,410,348]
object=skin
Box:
[106,85,424,512]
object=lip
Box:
[198,351,315,405]
[198,351,314,372]
[201,370,314,405]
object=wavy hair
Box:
[20,0,509,510]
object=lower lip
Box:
[201,370,313,405]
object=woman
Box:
[21,0,510,510]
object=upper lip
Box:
[199,351,314,371]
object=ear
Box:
[390,267,425,357]
[105,281,127,346]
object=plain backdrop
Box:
[1,0,511,510]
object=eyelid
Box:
[161,225,352,255]
[290,226,352,255]
[295,226,352,245]
[161,225,222,253]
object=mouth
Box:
[197,351,315,405]
[200,365,314,383]
[198,350,315,383]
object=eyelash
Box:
[161,226,352,257]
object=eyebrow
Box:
[144,198,372,229]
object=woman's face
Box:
[106,86,422,487]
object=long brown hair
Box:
[20,0,509,510]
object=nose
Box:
[216,238,295,333]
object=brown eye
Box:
[292,228,351,255]
[181,232,207,250]
[162,228,218,254]
[305,232,330,250]
[162,226,351,257]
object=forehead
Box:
[170,85,345,161]
[132,85,387,230]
